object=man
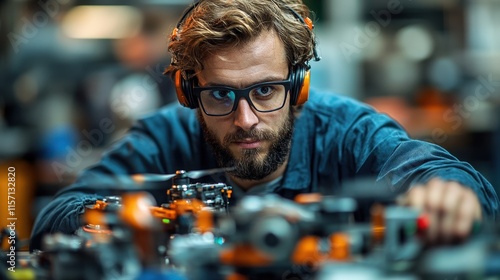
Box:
[31,0,498,251]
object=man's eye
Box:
[254,86,275,97]
[211,90,233,100]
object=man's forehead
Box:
[196,30,288,88]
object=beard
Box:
[198,108,295,180]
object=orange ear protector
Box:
[171,1,320,109]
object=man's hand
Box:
[399,178,482,244]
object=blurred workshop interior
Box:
[1,0,499,247]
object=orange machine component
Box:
[120,192,157,230]
[220,244,273,267]
[169,199,205,215]
[150,206,177,220]
[371,204,385,244]
[291,235,322,265]
[84,208,108,228]
[221,188,233,199]
[329,233,350,261]
[195,210,213,233]
[150,198,205,225]
[93,200,108,210]
[81,225,112,235]
[294,193,322,204]
[82,209,113,245]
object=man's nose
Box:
[233,98,259,131]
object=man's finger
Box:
[424,178,447,212]
[423,179,447,242]
[454,188,481,239]
[438,182,463,242]
[402,184,426,209]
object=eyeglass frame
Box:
[191,76,292,117]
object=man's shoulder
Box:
[305,89,376,117]
[138,102,197,126]
[129,102,200,141]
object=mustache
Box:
[223,128,275,144]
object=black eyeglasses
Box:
[192,77,292,116]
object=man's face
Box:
[196,29,294,181]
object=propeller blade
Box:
[77,166,237,193]
[131,173,177,183]
[129,166,235,183]
[186,166,236,179]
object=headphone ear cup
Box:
[174,71,198,108]
[174,70,189,107]
[295,69,310,105]
[290,65,310,105]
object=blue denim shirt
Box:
[30,89,499,250]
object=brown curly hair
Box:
[164,0,317,79]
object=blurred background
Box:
[0,0,499,246]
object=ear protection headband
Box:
[171,1,320,109]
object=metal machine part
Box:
[168,182,232,212]
[39,231,141,280]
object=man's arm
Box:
[29,105,209,251]
[379,139,497,242]
[341,104,499,242]
[29,126,168,251]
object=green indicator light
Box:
[162,218,170,224]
